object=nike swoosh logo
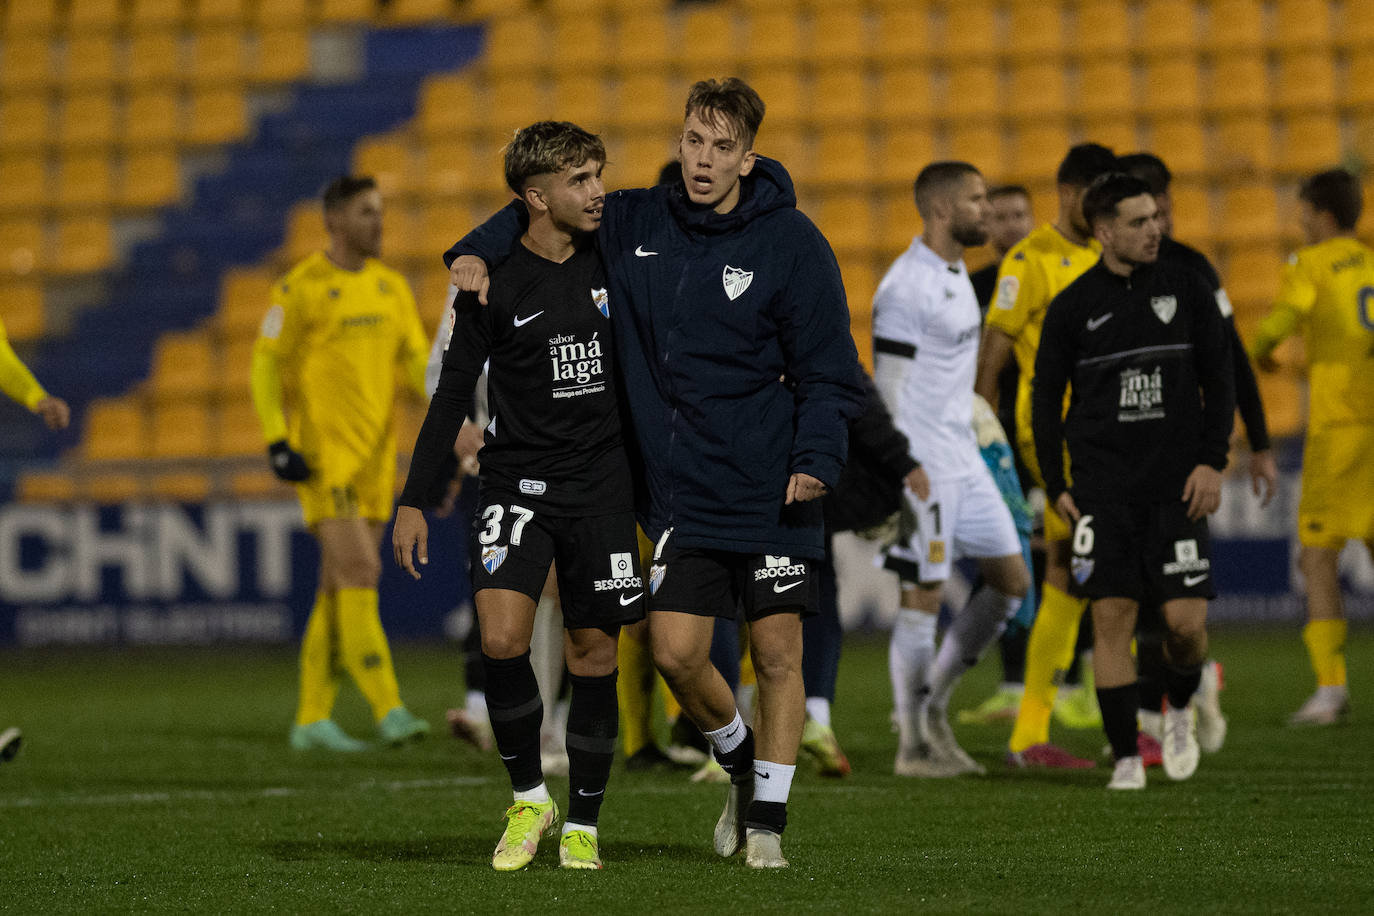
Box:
[619,592,642,606]
[577,788,604,797]
[500,753,517,760]
[513,311,544,327]
[754,770,770,779]
[773,580,803,594]
[634,245,658,257]
[1086,313,1113,331]
[1183,573,1209,587]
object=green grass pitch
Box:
[2,625,1371,914]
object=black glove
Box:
[267,440,310,482]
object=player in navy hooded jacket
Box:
[446,79,863,868]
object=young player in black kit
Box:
[393,122,643,871]
[1032,173,1235,791]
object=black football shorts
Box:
[1068,498,1216,605]
[645,531,817,621]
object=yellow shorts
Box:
[1017,431,1071,543]
[295,443,396,529]
[1299,425,1374,549]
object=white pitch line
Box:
[0,776,490,810]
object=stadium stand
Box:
[4,0,1371,503]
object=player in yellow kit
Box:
[1,312,70,764]
[975,143,1118,769]
[252,175,432,751]
[1251,168,1374,727]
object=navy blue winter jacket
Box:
[445,157,863,560]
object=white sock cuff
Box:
[805,696,831,729]
[896,608,938,639]
[513,782,550,804]
[703,710,746,755]
[753,760,796,804]
[562,822,597,838]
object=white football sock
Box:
[805,696,831,729]
[927,588,1022,710]
[703,710,747,756]
[889,608,937,751]
[752,760,796,804]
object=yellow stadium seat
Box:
[253,26,310,83]
[218,266,275,336]
[745,69,805,130]
[54,152,115,209]
[192,0,249,26]
[1145,119,1207,176]
[1205,53,1270,115]
[612,74,679,132]
[1341,52,1374,109]
[810,7,869,66]
[62,33,120,89]
[317,0,376,24]
[1274,51,1337,112]
[411,272,453,331]
[1276,114,1344,174]
[873,4,931,64]
[214,399,265,458]
[282,201,328,264]
[83,472,144,504]
[67,0,123,32]
[875,189,921,252]
[674,5,738,73]
[939,1,997,61]
[741,11,803,68]
[383,205,426,265]
[229,467,292,500]
[612,11,672,73]
[1079,116,1138,158]
[1214,183,1281,245]
[943,64,1000,121]
[1168,180,1212,242]
[57,91,119,148]
[551,74,611,132]
[1006,61,1068,121]
[5,0,60,33]
[1138,58,1202,116]
[482,17,549,77]
[875,67,935,125]
[1202,0,1265,53]
[1213,114,1275,174]
[353,133,416,197]
[810,132,872,189]
[1008,123,1074,183]
[1220,242,1284,306]
[416,74,480,139]
[948,123,1005,178]
[549,16,612,75]
[1073,59,1133,119]
[187,27,246,85]
[0,218,44,277]
[1271,0,1332,50]
[0,157,49,211]
[1071,0,1130,57]
[150,330,217,400]
[1340,0,1374,48]
[1004,2,1064,59]
[185,88,249,145]
[17,470,77,503]
[612,131,676,189]
[478,78,550,141]
[130,0,184,29]
[1137,0,1199,56]
[0,279,45,341]
[872,125,933,190]
[387,0,455,23]
[0,96,53,150]
[1,39,54,90]
[252,0,309,27]
[128,31,182,86]
[811,192,875,258]
[120,147,182,209]
[83,398,148,461]
[49,214,114,274]
[218,336,256,397]
[148,470,213,503]
[124,90,182,147]
[150,400,213,459]
[811,69,871,128]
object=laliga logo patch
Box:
[649,563,666,595]
[591,287,609,318]
[722,265,754,301]
[481,545,508,574]
[1151,294,1177,324]
[1072,555,1094,584]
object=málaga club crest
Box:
[722,265,754,301]
[1151,295,1177,324]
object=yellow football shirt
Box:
[252,251,429,483]
[1252,237,1374,430]
[984,224,1101,458]
[0,314,48,411]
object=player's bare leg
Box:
[1158,598,1207,780]
[741,611,802,867]
[1292,545,1350,725]
[1092,598,1146,789]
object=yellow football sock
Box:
[336,587,403,721]
[1009,584,1086,752]
[1303,619,1348,688]
[295,590,340,726]
[617,626,655,757]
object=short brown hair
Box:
[503,121,606,195]
[1300,168,1363,231]
[321,175,377,212]
[683,78,765,147]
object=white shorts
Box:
[885,467,1022,585]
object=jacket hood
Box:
[666,155,797,236]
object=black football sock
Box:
[1164,662,1204,710]
[482,651,544,792]
[1096,683,1140,761]
[1000,622,1029,685]
[565,670,618,828]
[713,725,755,783]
